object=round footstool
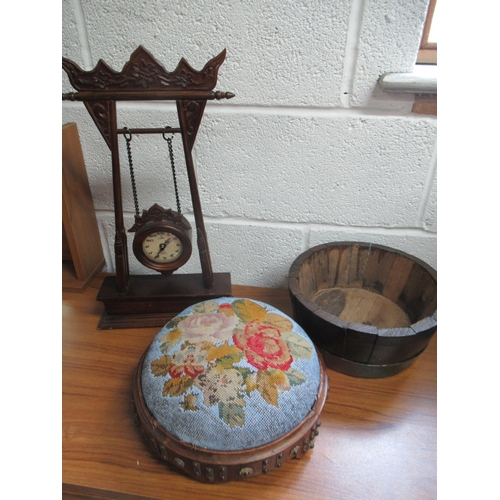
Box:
[133,297,328,483]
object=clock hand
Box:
[155,238,172,259]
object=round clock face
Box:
[132,219,192,275]
[143,231,184,264]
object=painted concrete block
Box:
[62,104,113,208]
[202,221,305,288]
[351,0,429,108]
[63,0,351,108]
[65,103,437,230]
[424,175,437,232]
[62,0,84,94]
[197,111,437,228]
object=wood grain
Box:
[62,123,105,292]
[412,94,437,116]
[312,287,411,329]
[63,275,436,499]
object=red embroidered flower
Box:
[218,303,234,317]
[169,345,206,378]
[233,321,293,371]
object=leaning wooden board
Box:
[62,123,105,292]
[62,274,436,499]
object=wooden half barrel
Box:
[288,242,437,378]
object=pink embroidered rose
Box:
[177,312,237,343]
[233,321,293,371]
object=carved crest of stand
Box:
[62,46,234,329]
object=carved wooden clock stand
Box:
[62,47,234,329]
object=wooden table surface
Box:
[63,275,436,500]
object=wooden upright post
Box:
[177,100,214,289]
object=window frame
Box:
[417,0,437,65]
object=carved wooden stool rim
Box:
[133,349,328,482]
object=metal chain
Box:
[163,127,182,214]
[124,126,182,216]
[124,128,140,217]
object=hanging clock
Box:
[129,204,192,277]
[62,47,234,329]
[125,127,192,277]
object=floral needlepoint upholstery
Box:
[141,298,322,451]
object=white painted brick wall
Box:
[350,0,430,108]
[62,0,436,288]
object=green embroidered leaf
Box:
[237,367,253,383]
[286,368,307,387]
[263,313,293,332]
[235,393,247,406]
[281,330,313,359]
[180,393,199,411]
[267,369,291,391]
[151,355,173,377]
[219,402,246,428]
[159,328,183,354]
[165,316,187,330]
[259,383,279,407]
[192,301,219,314]
[256,370,279,407]
[244,371,257,394]
[232,299,267,323]
[215,352,244,369]
[207,342,243,362]
[162,376,194,397]
[179,340,195,350]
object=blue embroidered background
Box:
[141,298,321,451]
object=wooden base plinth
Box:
[96,273,232,329]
